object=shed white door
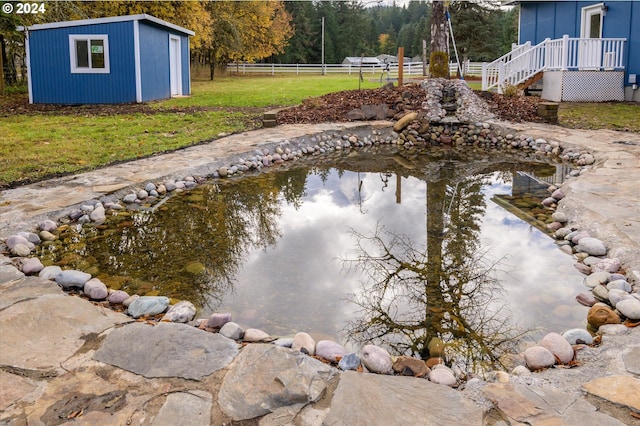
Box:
[169,35,182,96]
[579,3,604,69]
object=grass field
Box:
[0,75,378,188]
[1,74,638,188]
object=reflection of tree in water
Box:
[345,172,527,374]
[55,169,309,310]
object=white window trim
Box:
[69,34,110,74]
[169,34,182,96]
[581,3,604,39]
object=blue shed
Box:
[21,14,194,104]
[483,1,639,102]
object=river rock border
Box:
[2,121,638,390]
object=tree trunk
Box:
[208,49,215,81]
[429,1,450,78]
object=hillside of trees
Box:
[271,1,517,64]
[1,0,517,85]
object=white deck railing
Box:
[482,35,626,93]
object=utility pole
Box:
[321,17,325,76]
[422,39,427,76]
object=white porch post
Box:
[481,62,487,91]
[544,37,551,71]
[498,62,504,94]
[561,34,569,71]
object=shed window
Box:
[69,35,110,73]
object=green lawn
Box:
[559,102,640,132]
[0,75,378,188]
[158,74,380,108]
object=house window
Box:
[69,35,110,73]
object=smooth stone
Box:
[38,219,57,232]
[39,265,62,280]
[94,322,238,380]
[127,296,170,318]
[6,235,34,250]
[361,344,392,374]
[338,353,361,371]
[428,368,457,387]
[555,227,573,239]
[315,340,345,362]
[55,269,92,289]
[551,188,565,200]
[18,231,40,245]
[39,230,57,241]
[607,289,633,307]
[144,182,156,192]
[89,204,106,222]
[587,303,621,329]
[592,284,610,302]
[523,346,556,370]
[219,322,244,340]
[10,244,32,257]
[218,344,336,421]
[571,231,591,245]
[591,258,621,273]
[606,279,632,293]
[123,193,138,204]
[583,271,610,288]
[207,312,232,328]
[561,328,594,345]
[539,332,574,364]
[122,294,139,307]
[574,263,592,275]
[511,365,531,377]
[542,197,556,207]
[392,356,430,377]
[615,298,640,320]
[576,292,597,307]
[162,300,196,323]
[272,337,294,348]
[551,211,568,223]
[609,273,626,281]
[107,290,130,304]
[21,258,44,275]
[137,189,148,199]
[83,278,108,300]
[243,328,271,342]
[291,332,316,355]
[576,237,607,256]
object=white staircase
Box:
[482,35,626,94]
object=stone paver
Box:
[323,370,483,425]
[94,322,239,380]
[1,122,640,425]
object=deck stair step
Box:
[518,71,544,91]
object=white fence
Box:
[227,61,484,77]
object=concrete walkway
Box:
[1,121,640,425]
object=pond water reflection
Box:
[38,146,588,372]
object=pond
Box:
[38,145,588,372]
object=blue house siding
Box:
[518,1,639,88]
[24,14,193,104]
[139,22,171,102]
[139,23,191,101]
[181,36,190,95]
[29,22,137,104]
